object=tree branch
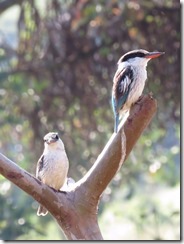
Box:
[76,94,157,199]
[0,153,68,218]
[0,94,157,240]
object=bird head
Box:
[117,49,165,67]
[43,132,64,150]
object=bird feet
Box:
[135,95,144,104]
[58,190,67,194]
[50,186,67,194]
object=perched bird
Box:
[36,132,69,216]
[112,49,164,133]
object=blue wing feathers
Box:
[112,66,133,133]
[117,92,129,111]
[114,113,119,133]
[112,95,120,133]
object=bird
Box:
[36,132,69,216]
[112,49,164,133]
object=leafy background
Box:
[0,0,180,240]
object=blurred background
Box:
[0,0,180,240]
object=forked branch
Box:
[0,94,157,240]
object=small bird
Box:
[36,132,69,216]
[112,49,164,133]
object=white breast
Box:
[39,149,69,190]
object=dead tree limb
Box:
[0,94,157,240]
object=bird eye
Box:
[55,134,59,140]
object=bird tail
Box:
[114,113,119,133]
[37,205,48,216]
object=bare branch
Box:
[0,94,157,240]
[0,153,68,217]
[76,94,157,199]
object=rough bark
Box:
[0,94,157,240]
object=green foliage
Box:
[0,0,180,240]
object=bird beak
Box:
[45,138,57,144]
[145,51,165,59]
[45,139,50,145]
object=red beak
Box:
[145,51,165,59]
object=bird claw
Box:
[50,186,67,194]
[135,95,144,104]
[58,190,67,194]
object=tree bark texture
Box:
[0,94,157,240]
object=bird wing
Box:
[112,66,133,112]
[36,154,44,180]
